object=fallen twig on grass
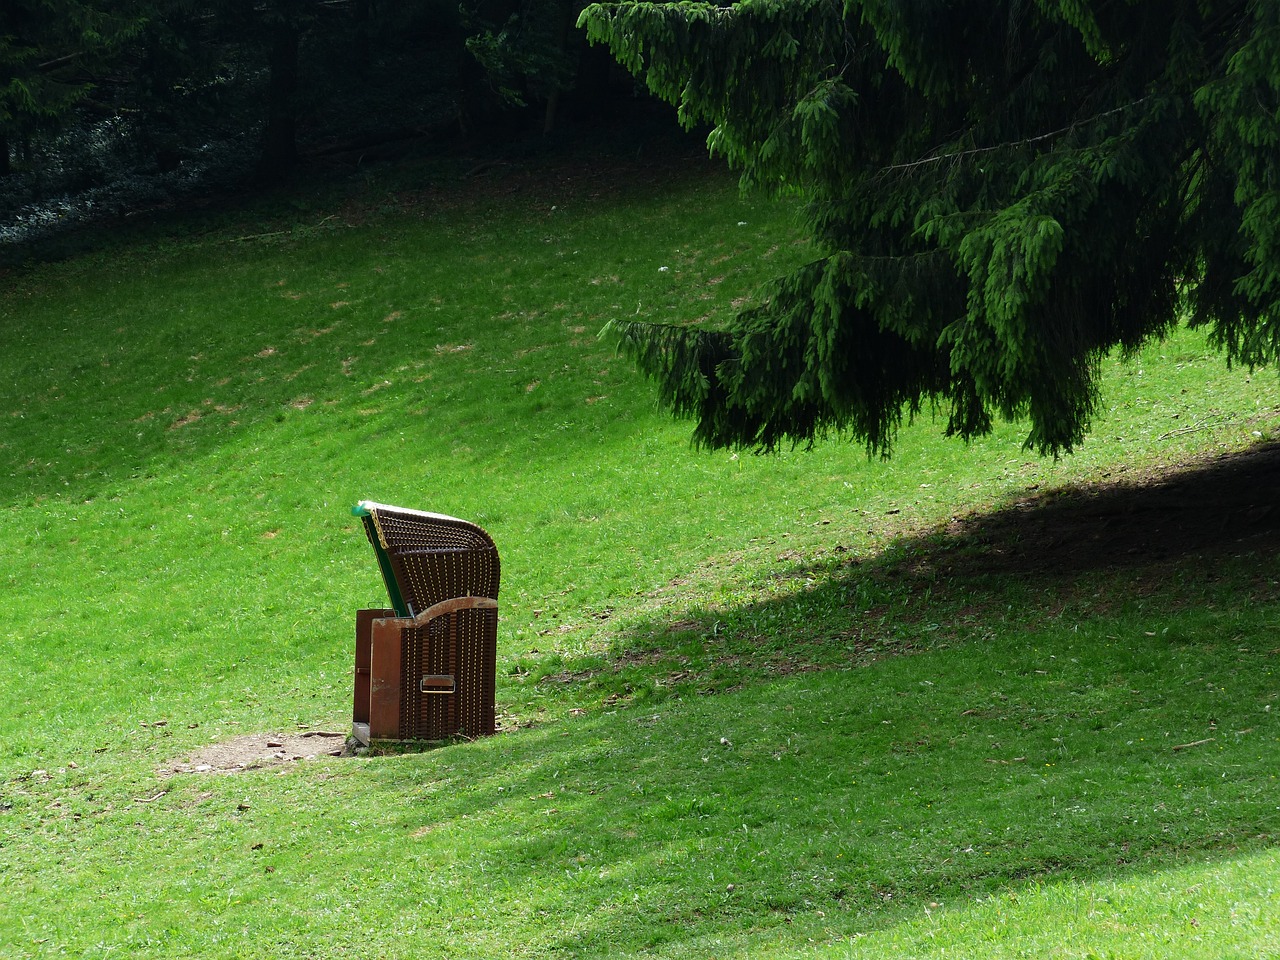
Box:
[1156,416,1235,441]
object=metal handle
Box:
[420,675,456,694]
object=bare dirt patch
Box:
[163,730,350,776]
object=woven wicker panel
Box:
[399,608,497,740]
[389,547,500,617]
[365,505,500,615]
[453,607,498,737]
[367,506,496,555]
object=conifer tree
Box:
[0,0,140,175]
[579,0,1280,455]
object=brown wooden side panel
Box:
[354,608,393,726]
[369,617,405,740]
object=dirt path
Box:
[164,730,350,776]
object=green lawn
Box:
[2,150,1278,958]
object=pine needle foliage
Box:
[579,0,1280,455]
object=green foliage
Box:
[580,0,1280,456]
[464,0,578,107]
[0,0,141,138]
[2,0,472,199]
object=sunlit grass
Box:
[1,150,1279,958]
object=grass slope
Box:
[2,149,1279,958]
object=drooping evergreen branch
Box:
[584,0,1280,456]
[874,95,1154,179]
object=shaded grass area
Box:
[6,612,1277,956]
[580,442,1280,708]
[2,146,1280,957]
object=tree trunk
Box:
[542,88,560,136]
[256,18,301,181]
[0,134,10,178]
[353,0,372,75]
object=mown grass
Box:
[2,145,1279,958]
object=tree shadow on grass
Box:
[362,594,1280,956]
[362,441,1279,955]
[924,440,1280,578]
[567,441,1280,704]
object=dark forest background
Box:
[1,0,680,258]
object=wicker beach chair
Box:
[351,501,500,744]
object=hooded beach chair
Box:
[351,501,500,744]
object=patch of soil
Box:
[164,730,351,776]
